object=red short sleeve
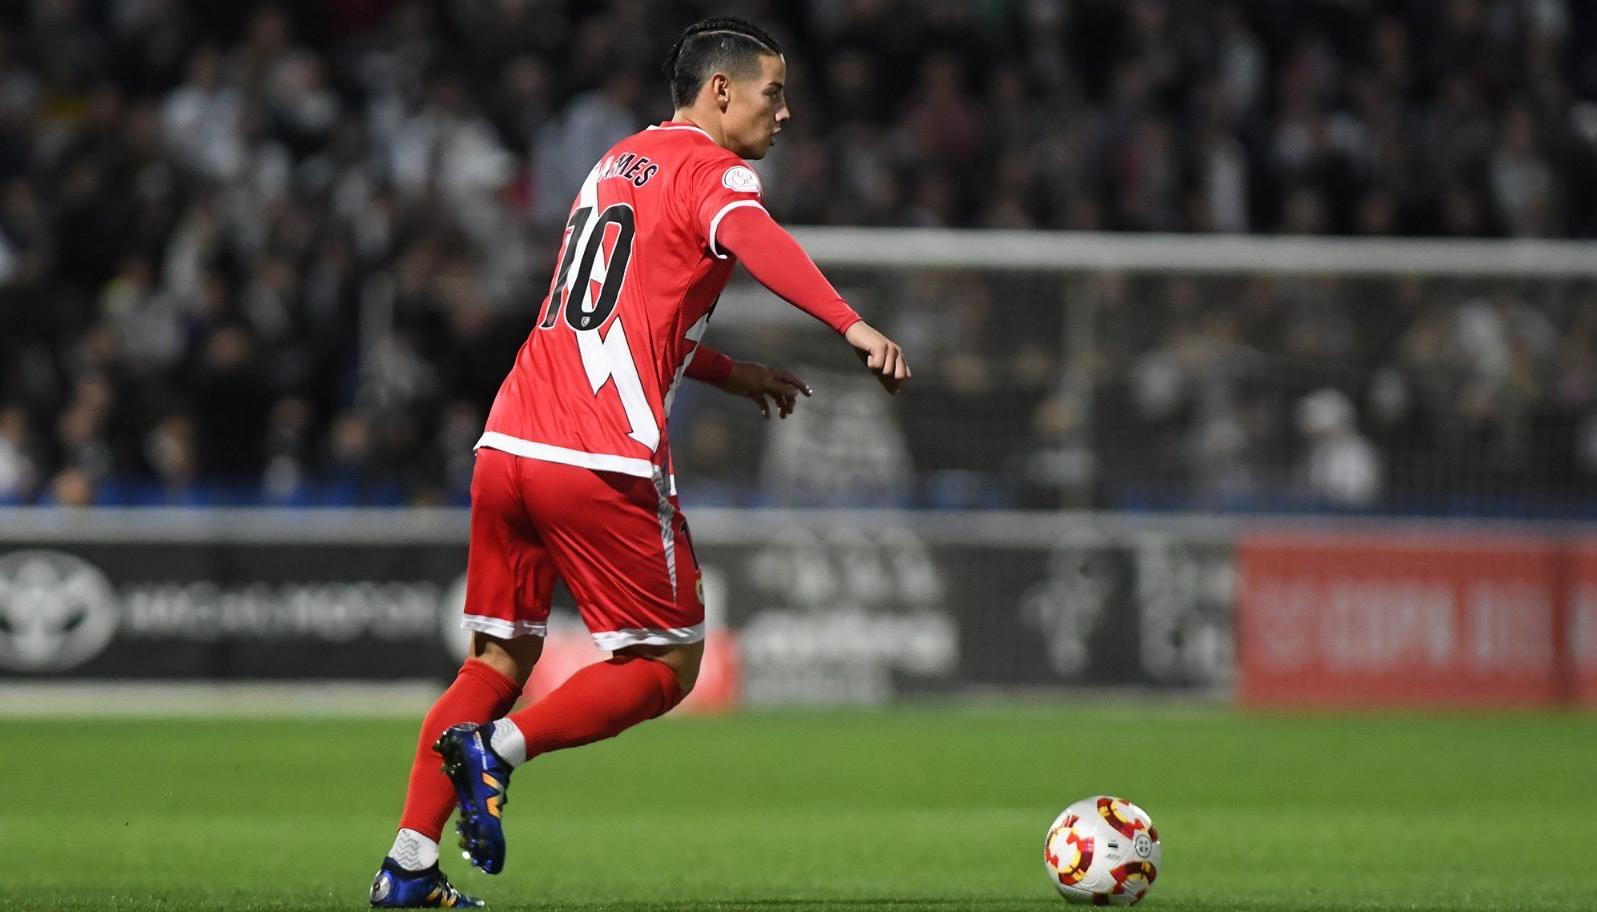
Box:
[687,156,767,259]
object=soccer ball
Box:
[1042,796,1161,905]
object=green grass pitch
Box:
[1,706,1593,911]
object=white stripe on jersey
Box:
[663,312,712,421]
[475,432,676,495]
[567,158,660,451]
[707,199,767,259]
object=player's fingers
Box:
[771,378,802,399]
[775,369,812,396]
[894,353,910,380]
[751,392,770,418]
[777,370,811,395]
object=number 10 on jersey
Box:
[540,203,659,452]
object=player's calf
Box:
[435,723,513,876]
[436,653,688,875]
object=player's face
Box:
[724,53,788,160]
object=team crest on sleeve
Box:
[721,166,761,194]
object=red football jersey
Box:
[477,121,766,487]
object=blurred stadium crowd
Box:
[2,0,1597,511]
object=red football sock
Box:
[397,659,521,840]
[507,655,684,761]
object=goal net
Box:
[671,230,1597,519]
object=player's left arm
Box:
[715,204,911,395]
[686,344,811,419]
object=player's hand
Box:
[844,321,911,395]
[720,360,812,419]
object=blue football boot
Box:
[434,723,512,875]
[368,858,483,908]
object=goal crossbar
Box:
[790,228,1597,278]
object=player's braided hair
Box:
[662,16,783,108]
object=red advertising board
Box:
[1237,532,1564,708]
[1568,541,1597,707]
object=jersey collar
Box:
[647,121,715,142]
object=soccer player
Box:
[369,16,910,908]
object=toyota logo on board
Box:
[0,550,119,672]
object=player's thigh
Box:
[462,448,558,642]
[517,460,704,652]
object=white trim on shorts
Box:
[461,615,548,639]
[592,624,706,652]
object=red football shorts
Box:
[460,447,705,651]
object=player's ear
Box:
[710,72,731,111]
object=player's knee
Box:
[655,643,702,697]
[618,641,702,697]
[669,648,702,697]
[470,631,543,686]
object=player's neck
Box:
[670,108,727,149]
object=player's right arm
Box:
[715,204,912,395]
